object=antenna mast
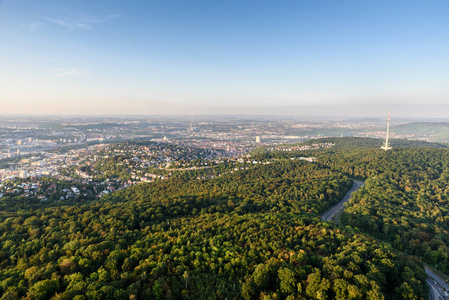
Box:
[381,112,392,150]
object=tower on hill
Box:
[381,112,392,151]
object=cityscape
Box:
[2,114,449,298]
[1,115,444,185]
[2,0,449,299]
[0,116,348,202]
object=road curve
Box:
[320,180,445,299]
[428,279,439,300]
[321,179,364,222]
[426,267,449,300]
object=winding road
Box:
[321,180,446,299]
[426,267,449,300]
[321,179,364,222]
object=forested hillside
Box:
[258,138,449,277]
[391,122,449,143]
[316,148,449,275]
[0,159,428,299]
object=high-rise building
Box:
[20,170,28,179]
[256,136,261,143]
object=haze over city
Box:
[1,0,449,117]
[5,2,449,299]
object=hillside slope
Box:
[0,160,427,299]
[316,147,449,277]
[392,122,449,143]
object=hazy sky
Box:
[1,0,449,117]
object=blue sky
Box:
[1,0,449,116]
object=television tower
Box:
[381,112,392,150]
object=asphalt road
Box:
[428,279,440,300]
[427,278,448,300]
[426,267,449,300]
[320,180,447,300]
[321,179,364,222]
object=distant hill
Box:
[251,137,448,161]
[299,136,448,150]
[391,122,449,143]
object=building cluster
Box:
[0,141,235,201]
[0,139,58,159]
[4,116,443,203]
[0,144,108,183]
[266,143,335,152]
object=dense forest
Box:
[0,158,429,299]
[255,137,448,156]
[318,148,449,274]
[251,137,449,277]
[302,137,448,150]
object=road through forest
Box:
[321,179,449,299]
[321,179,364,222]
